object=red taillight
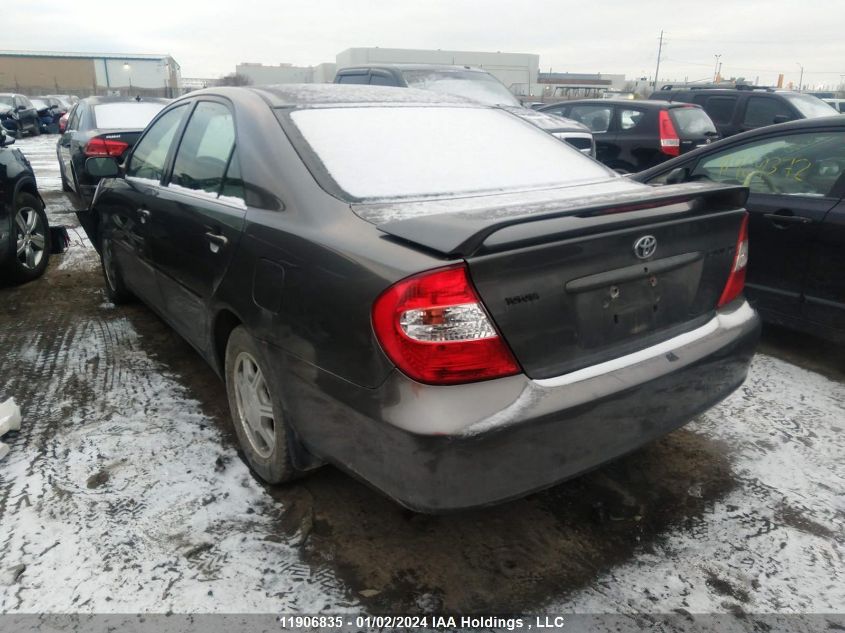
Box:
[372,265,520,385]
[58,115,68,133]
[84,137,129,158]
[717,213,750,308]
[659,110,680,156]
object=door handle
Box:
[763,212,812,228]
[137,208,151,224]
[205,232,228,253]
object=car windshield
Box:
[30,99,48,109]
[289,105,610,201]
[93,102,167,130]
[0,96,14,106]
[400,69,521,106]
[783,93,839,118]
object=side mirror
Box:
[665,166,690,184]
[15,105,26,112]
[773,114,789,124]
[85,156,120,178]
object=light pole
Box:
[713,54,721,83]
[796,62,804,92]
[123,62,132,95]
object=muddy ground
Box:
[0,135,843,621]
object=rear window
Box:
[400,70,521,107]
[92,102,167,130]
[670,107,717,137]
[289,106,611,201]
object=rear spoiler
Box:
[374,182,748,257]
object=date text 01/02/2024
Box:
[276,615,568,630]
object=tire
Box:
[99,231,134,304]
[60,164,72,192]
[225,326,297,484]
[3,192,51,285]
[30,123,41,137]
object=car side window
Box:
[703,96,737,124]
[742,97,793,128]
[369,73,398,86]
[126,104,188,181]
[690,131,845,197]
[170,101,235,195]
[219,149,245,203]
[336,73,369,85]
[567,105,613,133]
[619,108,645,131]
[66,105,79,131]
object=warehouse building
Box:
[236,62,337,85]
[537,71,628,99]
[0,50,181,97]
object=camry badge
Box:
[634,235,657,259]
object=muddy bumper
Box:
[282,299,760,512]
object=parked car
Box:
[30,98,64,133]
[46,94,79,108]
[82,85,759,512]
[633,116,845,342]
[0,128,51,285]
[57,96,169,226]
[649,85,838,137]
[538,99,719,172]
[334,64,595,155]
[822,98,845,114]
[0,93,40,138]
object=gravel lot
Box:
[0,135,843,623]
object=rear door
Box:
[149,99,245,352]
[802,192,845,335]
[687,129,845,319]
[614,105,657,170]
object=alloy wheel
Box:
[14,206,46,270]
[233,352,276,459]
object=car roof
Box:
[192,84,477,108]
[0,93,24,97]
[337,63,489,74]
[78,96,171,105]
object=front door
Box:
[115,103,191,305]
[802,198,845,334]
[148,100,246,352]
[688,129,845,319]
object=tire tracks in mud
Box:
[0,265,348,612]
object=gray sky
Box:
[11,0,845,89]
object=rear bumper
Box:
[277,299,760,512]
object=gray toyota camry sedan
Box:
[83,85,760,512]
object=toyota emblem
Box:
[634,235,657,259]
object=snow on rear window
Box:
[290,106,609,200]
[93,102,166,130]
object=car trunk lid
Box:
[361,181,748,379]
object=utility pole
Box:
[713,54,721,83]
[653,30,664,90]
[796,62,804,92]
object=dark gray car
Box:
[84,85,759,512]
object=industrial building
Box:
[0,50,181,97]
[236,62,337,85]
[237,47,541,96]
[537,72,628,99]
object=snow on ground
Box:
[565,354,845,613]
